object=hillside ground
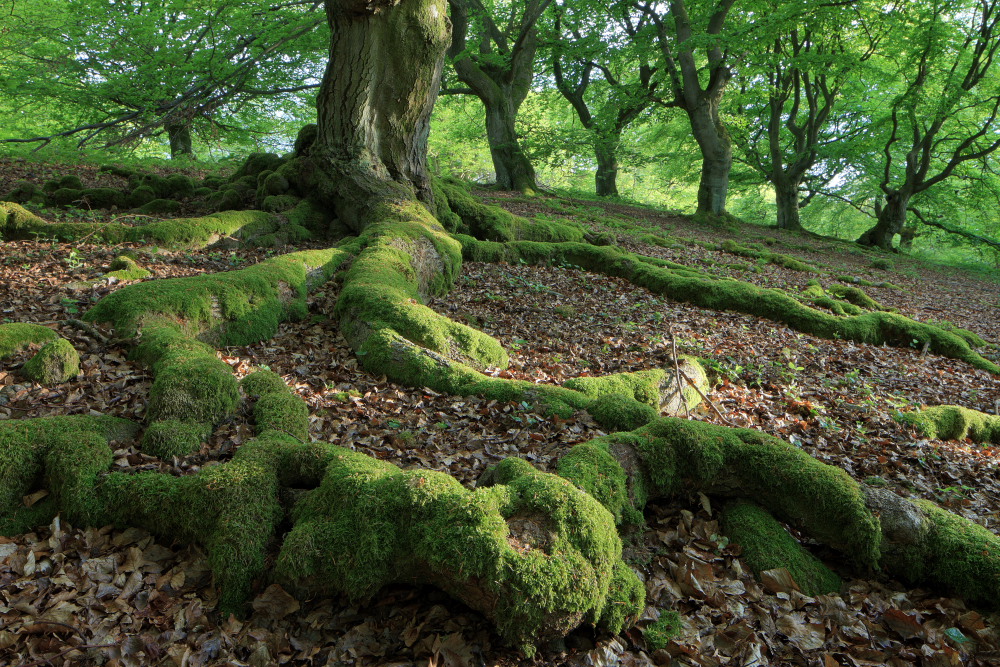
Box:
[1,156,1000,666]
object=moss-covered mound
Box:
[0,322,58,359]
[901,405,1000,443]
[720,499,842,596]
[21,338,80,384]
[277,453,642,653]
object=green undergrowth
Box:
[719,239,818,273]
[21,338,80,384]
[277,451,643,653]
[900,405,1000,443]
[720,499,842,596]
[455,237,999,375]
[1,201,283,248]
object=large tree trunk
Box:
[312,0,450,230]
[483,92,537,193]
[166,122,194,159]
[688,102,732,216]
[858,192,909,250]
[594,137,620,197]
[774,176,803,230]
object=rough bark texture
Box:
[483,93,537,193]
[595,140,620,197]
[166,122,194,159]
[773,177,803,231]
[312,0,450,230]
[690,103,732,215]
[858,192,909,250]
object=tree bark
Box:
[166,122,194,159]
[773,177,803,230]
[688,102,732,215]
[483,92,537,193]
[858,192,909,250]
[594,138,620,197]
[312,0,450,230]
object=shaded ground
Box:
[2,168,1000,666]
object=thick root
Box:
[277,454,642,654]
[900,405,1000,443]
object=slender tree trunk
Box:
[687,102,732,215]
[483,92,537,193]
[594,137,620,197]
[773,177,803,230]
[858,192,909,250]
[312,0,450,230]
[166,122,194,159]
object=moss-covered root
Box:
[335,203,511,375]
[106,255,152,281]
[100,433,299,617]
[277,454,643,654]
[2,203,280,248]
[242,369,310,441]
[456,237,1000,375]
[0,415,139,535]
[86,247,351,345]
[436,179,587,243]
[900,405,1000,444]
[21,338,80,384]
[865,485,1000,607]
[720,500,841,596]
[558,417,883,568]
[0,322,57,359]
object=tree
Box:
[856,0,1000,249]
[0,0,328,157]
[445,0,553,191]
[730,2,876,230]
[642,0,736,216]
[550,0,659,196]
[7,0,1000,657]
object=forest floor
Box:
[2,157,1000,666]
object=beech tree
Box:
[855,0,1000,249]
[445,0,552,191]
[550,0,659,196]
[6,0,1000,656]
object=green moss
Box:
[99,164,133,179]
[900,405,1000,443]
[138,198,182,215]
[287,198,331,235]
[241,369,289,396]
[827,285,888,311]
[254,391,310,440]
[86,247,349,345]
[438,180,586,243]
[720,500,842,596]
[141,420,210,458]
[127,185,157,208]
[565,370,666,408]
[276,449,642,653]
[49,187,84,207]
[720,239,817,273]
[106,255,151,281]
[166,174,195,198]
[644,611,682,651]
[557,440,648,527]
[59,174,83,189]
[147,351,240,425]
[587,393,658,432]
[0,415,137,533]
[262,194,300,212]
[3,180,44,204]
[78,188,126,209]
[909,500,1000,606]
[0,322,57,359]
[232,153,284,180]
[454,237,1000,375]
[22,338,80,384]
[871,258,893,270]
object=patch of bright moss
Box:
[644,611,682,651]
[21,338,80,384]
[900,405,1000,443]
[587,393,659,432]
[141,420,210,459]
[106,255,151,281]
[276,450,642,653]
[720,499,841,595]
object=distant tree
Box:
[0,0,328,157]
[445,0,552,192]
[549,0,659,196]
[855,0,1000,249]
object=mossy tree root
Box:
[454,236,999,375]
[556,417,1000,605]
[900,405,1000,443]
